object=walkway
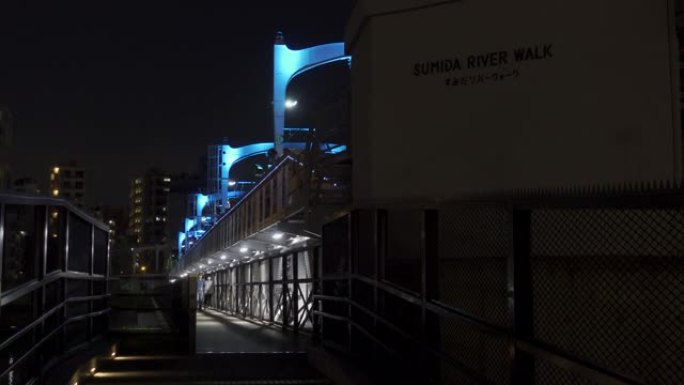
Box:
[196,309,308,353]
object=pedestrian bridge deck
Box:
[196,309,308,353]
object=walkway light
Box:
[272,232,284,240]
[220,255,227,260]
[228,180,237,187]
[284,99,298,109]
[239,247,248,253]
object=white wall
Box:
[349,0,681,203]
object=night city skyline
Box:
[0,1,352,205]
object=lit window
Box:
[53,167,60,174]
[163,177,171,182]
[52,189,59,196]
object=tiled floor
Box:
[195,309,308,353]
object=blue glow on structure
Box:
[326,145,347,154]
[178,232,186,253]
[220,143,275,176]
[196,194,209,217]
[185,218,196,233]
[273,37,348,153]
[177,36,351,259]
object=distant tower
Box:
[127,170,171,245]
[272,33,347,153]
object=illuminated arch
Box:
[273,33,349,153]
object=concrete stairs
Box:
[79,352,332,385]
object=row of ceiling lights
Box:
[178,232,308,277]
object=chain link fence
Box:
[316,192,684,385]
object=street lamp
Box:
[284,99,298,109]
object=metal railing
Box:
[313,190,684,385]
[176,156,306,274]
[0,193,110,385]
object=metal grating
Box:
[534,358,600,385]
[438,205,511,327]
[532,209,684,385]
[439,314,512,385]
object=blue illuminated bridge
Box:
[1,38,679,385]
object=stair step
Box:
[81,352,331,385]
[86,371,329,384]
[97,353,315,374]
[87,381,329,385]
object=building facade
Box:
[11,177,40,194]
[347,0,681,203]
[128,170,171,245]
[127,170,172,273]
[49,163,87,207]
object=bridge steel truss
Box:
[0,193,110,385]
[174,155,310,275]
[174,153,329,332]
[205,242,320,332]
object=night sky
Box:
[0,1,352,206]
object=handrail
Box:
[0,196,112,384]
[315,274,645,385]
[0,308,111,379]
[182,155,298,257]
[0,192,109,231]
[1,271,107,307]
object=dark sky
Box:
[0,1,352,206]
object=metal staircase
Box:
[80,352,331,385]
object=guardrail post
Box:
[282,252,288,330]
[347,211,355,353]
[62,211,70,353]
[187,275,197,354]
[89,224,95,340]
[293,250,299,332]
[375,209,386,361]
[510,208,534,383]
[312,245,321,343]
[423,209,440,379]
[268,261,274,323]
[0,203,4,307]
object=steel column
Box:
[312,245,321,341]
[0,203,5,318]
[89,224,95,339]
[281,253,288,330]
[293,250,299,332]
[423,209,440,378]
[62,211,70,352]
[510,208,534,383]
[347,211,355,353]
[268,261,274,322]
